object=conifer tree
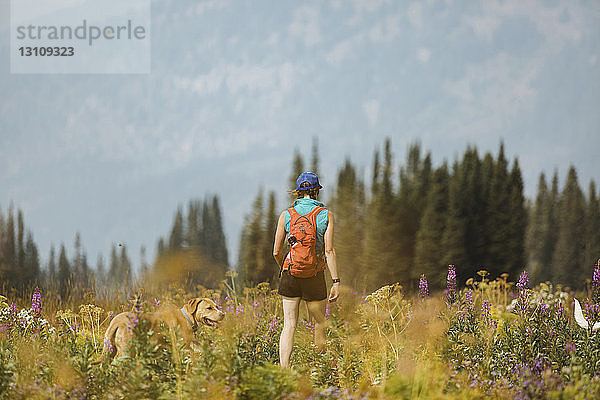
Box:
[442,160,468,284]
[552,167,586,288]
[154,196,229,288]
[379,139,398,283]
[331,158,366,288]
[119,246,132,286]
[371,149,380,196]
[527,173,550,281]
[584,181,600,275]
[81,253,89,289]
[17,210,25,286]
[460,147,486,271]
[109,246,119,283]
[363,144,394,289]
[487,142,511,277]
[415,163,449,288]
[58,244,70,300]
[23,232,39,286]
[169,207,185,249]
[207,196,229,266]
[479,152,495,266]
[238,190,266,284]
[289,149,305,205]
[311,137,320,175]
[156,238,166,258]
[47,245,56,289]
[262,192,279,285]
[200,201,211,252]
[3,206,16,285]
[139,245,150,282]
[506,159,526,277]
[397,143,430,281]
[544,172,560,277]
[96,255,106,287]
[72,232,83,288]
[187,200,200,247]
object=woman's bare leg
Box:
[280,296,301,367]
[306,299,327,351]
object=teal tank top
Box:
[284,198,328,255]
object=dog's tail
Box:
[91,318,119,365]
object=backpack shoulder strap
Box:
[288,206,325,224]
[287,207,300,220]
[307,206,326,221]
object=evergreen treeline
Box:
[151,196,229,288]
[527,168,600,288]
[2,139,598,295]
[0,205,40,293]
[237,138,599,291]
[0,204,135,298]
[237,190,279,286]
[42,235,132,299]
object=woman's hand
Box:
[328,283,339,302]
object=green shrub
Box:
[236,363,298,400]
[0,348,15,399]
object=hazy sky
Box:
[1,0,599,270]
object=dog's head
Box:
[185,297,225,328]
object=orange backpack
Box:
[282,206,326,278]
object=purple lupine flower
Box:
[127,314,139,333]
[516,271,529,290]
[584,302,600,324]
[464,289,474,314]
[565,342,576,353]
[127,299,143,332]
[481,299,496,328]
[226,304,234,314]
[538,303,549,316]
[70,323,80,334]
[152,298,161,309]
[31,287,42,316]
[592,259,600,303]
[268,319,279,333]
[446,265,457,304]
[8,303,17,327]
[457,289,475,326]
[418,274,429,299]
[303,318,315,333]
[104,336,114,354]
[516,270,530,314]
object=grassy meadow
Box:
[1,267,600,400]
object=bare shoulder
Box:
[327,210,335,222]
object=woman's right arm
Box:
[272,211,287,268]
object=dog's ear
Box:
[187,298,201,315]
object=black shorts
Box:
[278,270,327,301]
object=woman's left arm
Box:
[324,211,340,302]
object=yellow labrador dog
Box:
[92,297,224,364]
